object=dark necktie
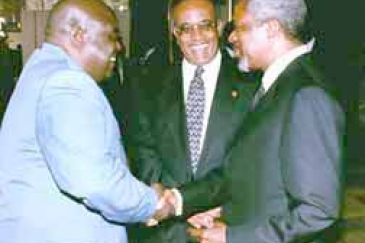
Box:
[186,66,205,173]
[251,85,265,109]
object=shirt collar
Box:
[182,51,222,81]
[42,42,84,72]
[261,39,314,92]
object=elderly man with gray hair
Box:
[162,0,345,242]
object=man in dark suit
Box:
[162,0,345,242]
[0,37,15,106]
[127,0,257,242]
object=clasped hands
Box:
[150,183,226,243]
[187,207,226,243]
[148,183,180,225]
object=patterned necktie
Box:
[186,66,205,173]
[250,85,265,109]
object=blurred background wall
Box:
[0,0,364,172]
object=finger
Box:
[154,200,175,221]
[197,215,214,229]
[145,218,159,227]
[187,227,203,241]
[194,214,215,228]
[163,189,177,206]
[200,222,227,243]
[213,220,226,227]
[187,217,202,229]
[208,207,222,218]
[188,215,205,228]
[156,194,166,210]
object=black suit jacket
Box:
[128,52,258,243]
[0,46,15,104]
[180,54,345,243]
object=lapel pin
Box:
[231,89,239,99]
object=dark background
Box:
[129,0,365,184]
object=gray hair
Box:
[247,0,307,38]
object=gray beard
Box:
[237,57,250,73]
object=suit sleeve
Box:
[227,87,345,243]
[126,91,164,184]
[36,71,158,223]
[179,166,231,217]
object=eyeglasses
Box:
[174,20,216,36]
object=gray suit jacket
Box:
[180,54,345,243]
[127,53,258,243]
[0,43,158,243]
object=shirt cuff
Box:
[145,187,183,227]
[145,188,162,227]
[171,188,183,216]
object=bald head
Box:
[45,0,117,42]
[44,0,121,82]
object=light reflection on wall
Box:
[0,16,5,37]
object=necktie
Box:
[251,85,265,109]
[186,66,205,173]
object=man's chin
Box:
[105,71,113,78]
[237,58,250,72]
[99,71,114,83]
[105,65,116,78]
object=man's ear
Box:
[265,19,281,39]
[168,18,178,39]
[216,19,223,36]
[172,27,180,40]
[70,26,86,47]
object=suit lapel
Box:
[244,56,312,133]
[251,82,280,113]
[251,55,308,114]
[197,60,258,174]
[159,66,192,177]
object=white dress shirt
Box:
[182,51,222,154]
[261,40,314,94]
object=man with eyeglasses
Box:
[159,0,345,242]
[127,0,257,243]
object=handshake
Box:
[148,183,181,226]
[148,183,222,228]
[148,183,225,242]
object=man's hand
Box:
[187,207,222,229]
[146,184,178,226]
[151,183,164,198]
[188,220,227,243]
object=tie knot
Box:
[195,66,204,78]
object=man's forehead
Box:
[173,1,215,21]
[233,5,252,24]
[98,22,119,35]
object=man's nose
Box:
[190,26,204,40]
[115,41,122,52]
[228,30,236,44]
